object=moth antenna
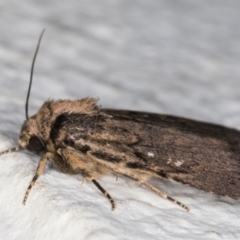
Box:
[0,146,23,156]
[25,29,45,120]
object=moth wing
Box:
[102,109,240,200]
[51,109,240,200]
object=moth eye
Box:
[28,136,45,153]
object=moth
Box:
[1,30,240,212]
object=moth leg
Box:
[81,178,87,185]
[57,147,115,210]
[92,179,115,210]
[132,180,137,187]
[23,153,48,205]
[114,168,189,211]
[143,181,189,211]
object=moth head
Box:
[19,116,45,154]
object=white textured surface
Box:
[0,1,240,239]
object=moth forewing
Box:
[1,31,240,212]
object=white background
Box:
[0,1,240,239]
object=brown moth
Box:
[1,31,240,211]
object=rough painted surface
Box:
[0,1,240,239]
